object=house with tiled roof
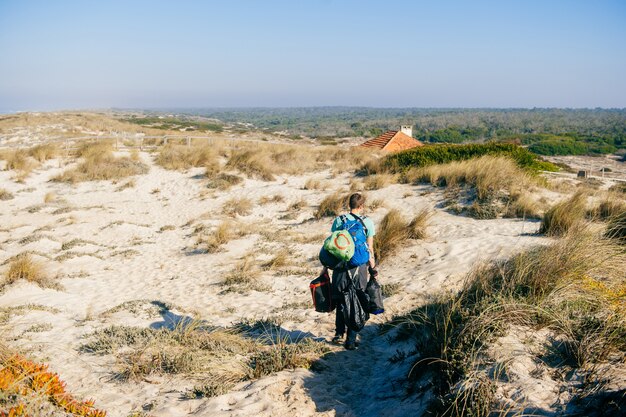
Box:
[359,125,424,152]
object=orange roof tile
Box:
[359,131,424,152]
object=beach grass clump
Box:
[363,174,397,190]
[53,141,148,183]
[81,321,255,382]
[28,143,58,162]
[605,209,626,243]
[206,173,243,190]
[374,209,430,264]
[314,193,349,219]
[199,221,248,253]
[406,156,543,219]
[540,192,588,236]
[2,253,51,290]
[259,194,285,205]
[374,209,431,263]
[0,188,14,200]
[222,197,253,217]
[246,337,330,379]
[222,256,262,290]
[303,178,322,190]
[226,149,275,181]
[387,226,626,415]
[589,197,626,221]
[155,143,220,171]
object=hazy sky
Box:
[1,0,625,111]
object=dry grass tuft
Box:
[0,188,14,200]
[223,197,253,217]
[259,194,285,205]
[314,193,349,219]
[363,174,397,190]
[226,149,275,181]
[374,209,429,264]
[605,209,626,243]
[589,197,626,221]
[29,143,58,162]
[223,256,261,288]
[303,178,324,190]
[540,192,588,236]
[206,173,243,190]
[409,156,544,219]
[407,209,432,240]
[262,250,290,270]
[44,192,57,203]
[53,141,148,183]
[156,144,220,171]
[3,253,50,290]
[198,221,244,253]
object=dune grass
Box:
[80,318,328,398]
[155,143,221,171]
[374,209,431,264]
[53,141,148,183]
[222,197,253,217]
[406,156,544,219]
[2,253,52,291]
[0,188,14,200]
[540,192,588,236]
[605,209,626,243]
[28,143,58,162]
[314,193,349,219]
[385,226,626,416]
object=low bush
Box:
[382,142,558,173]
[0,353,106,417]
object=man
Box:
[322,193,377,350]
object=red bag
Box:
[309,271,335,312]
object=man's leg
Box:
[333,301,346,344]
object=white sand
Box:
[0,149,571,416]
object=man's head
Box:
[349,193,365,212]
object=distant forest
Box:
[141,108,626,156]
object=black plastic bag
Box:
[341,272,370,331]
[366,278,384,314]
[310,272,335,312]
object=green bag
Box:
[323,230,355,261]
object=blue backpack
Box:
[340,214,370,268]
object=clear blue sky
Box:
[0,0,625,111]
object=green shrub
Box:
[383,143,558,173]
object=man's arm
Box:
[367,236,376,268]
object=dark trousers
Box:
[332,264,368,342]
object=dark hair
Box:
[349,193,365,209]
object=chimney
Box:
[400,125,413,137]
